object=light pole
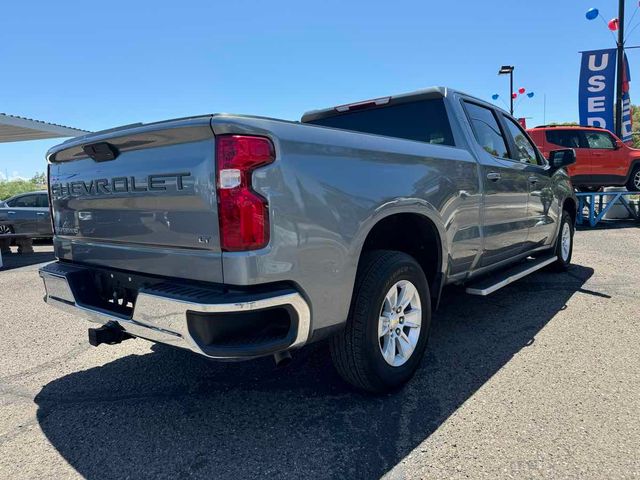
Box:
[498,65,515,115]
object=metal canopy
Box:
[0,113,89,143]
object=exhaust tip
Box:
[273,350,292,368]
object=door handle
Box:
[36,212,46,216]
[486,172,501,181]
[7,211,16,215]
[528,176,539,184]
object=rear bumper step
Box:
[465,255,557,296]
[39,262,311,359]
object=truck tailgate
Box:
[48,117,224,283]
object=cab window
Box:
[307,99,455,146]
[463,102,509,158]
[585,131,616,149]
[502,116,541,165]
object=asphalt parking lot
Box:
[0,228,639,480]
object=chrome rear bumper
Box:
[39,262,311,359]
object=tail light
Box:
[216,135,275,251]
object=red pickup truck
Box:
[527,125,640,191]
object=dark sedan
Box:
[0,191,52,237]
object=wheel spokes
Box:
[382,335,396,364]
[385,287,398,311]
[378,314,390,337]
[397,282,416,311]
[402,309,421,328]
[397,332,414,360]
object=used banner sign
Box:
[579,48,617,132]
[621,53,632,143]
[579,48,633,141]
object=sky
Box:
[0,0,636,179]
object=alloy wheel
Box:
[378,280,422,367]
[561,221,571,261]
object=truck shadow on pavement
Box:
[35,265,595,480]
[0,250,55,271]
[0,241,54,271]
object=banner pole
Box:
[616,0,625,138]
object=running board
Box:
[465,255,557,296]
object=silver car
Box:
[0,190,52,237]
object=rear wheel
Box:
[330,250,431,393]
[0,224,13,251]
[551,210,574,271]
[625,165,640,192]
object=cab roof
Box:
[301,86,493,123]
[528,125,608,132]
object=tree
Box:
[0,179,40,200]
[632,105,640,149]
[30,172,46,186]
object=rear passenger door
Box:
[545,129,591,179]
[462,101,530,267]
[501,115,559,250]
[5,194,39,233]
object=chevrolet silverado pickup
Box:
[39,87,578,393]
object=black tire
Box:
[330,250,431,393]
[625,165,640,192]
[550,210,574,271]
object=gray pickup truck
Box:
[39,87,577,392]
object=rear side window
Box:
[37,194,49,208]
[463,102,509,158]
[307,99,455,146]
[9,195,38,207]
[545,130,583,148]
[585,131,615,149]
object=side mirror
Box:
[614,140,623,149]
[548,148,576,170]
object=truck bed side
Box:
[210,114,481,334]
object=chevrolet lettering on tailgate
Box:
[50,172,191,198]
